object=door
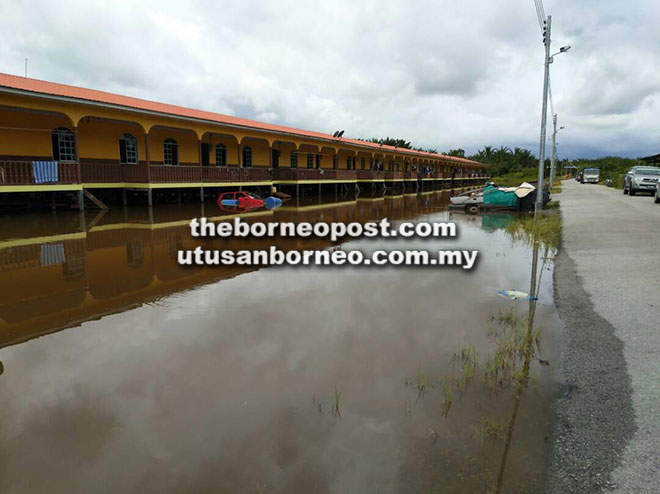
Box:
[201,142,210,166]
[272,149,280,169]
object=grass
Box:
[491,169,539,187]
[332,386,341,417]
[415,367,428,402]
[504,212,561,252]
[475,416,505,442]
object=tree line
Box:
[360,137,644,179]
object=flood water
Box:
[0,191,561,493]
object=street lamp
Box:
[535,15,571,213]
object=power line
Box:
[533,0,546,31]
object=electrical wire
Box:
[533,0,546,32]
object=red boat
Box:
[217,191,283,212]
[218,191,265,208]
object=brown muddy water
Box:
[0,191,561,493]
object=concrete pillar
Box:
[147,189,153,207]
[77,190,84,212]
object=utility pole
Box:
[535,15,551,213]
[549,113,557,188]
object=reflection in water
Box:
[496,223,549,493]
[0,194,561,493]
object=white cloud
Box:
[1,0,660,158]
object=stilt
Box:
[77,190,85,212]
[147,189,153,207]
[79,211,86,232]
[177,189,181,205]
[200,186,204,203]
[50,192,56,211]
[122,189,127,207]
[148,206,154,224]
[296,183,300,197]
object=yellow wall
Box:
[272,141,297,168]
[240,137,270,167]
[337,149,356,170]
[0,109,71,158]
[148,127,199,164]
[208,134,239,165]
[78,119,146,161]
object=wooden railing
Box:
[0,161,79,185]
[275,168,321,181]
[122,164,148,183]
[0,160,489,187]
[357,170,385,180]
[149,164,202,183]
[274,169,358,181]
[81,162,123,183]
[384,171,404,180]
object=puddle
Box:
[0,191,561,493]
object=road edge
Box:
[545,241,636,493]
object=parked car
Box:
[655,183,660,204]
[623,166,660,196]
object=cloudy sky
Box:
[2,0,659,159]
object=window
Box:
[163,138,178,165]
[361,157,365,170]
[291,152,298,168]
[51,127,76,162]
[333,155,338,169]
[119,133,138,164]
[242,146,252,167]
[215,144,227,166]
[307,153,314,169]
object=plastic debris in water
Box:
[497,290,538,301]
[264,196,282,210]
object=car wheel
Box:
[466,204,480,214]
[629,187,636,196]
[623,183,628,194]
[655,190,660,204]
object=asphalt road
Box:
[548,179,660,493]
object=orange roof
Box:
[0,72,484,166]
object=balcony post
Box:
[73,126,81,184]
[145,133,151,183]
[198,138,204,202]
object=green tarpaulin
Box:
[482,186,519,208]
